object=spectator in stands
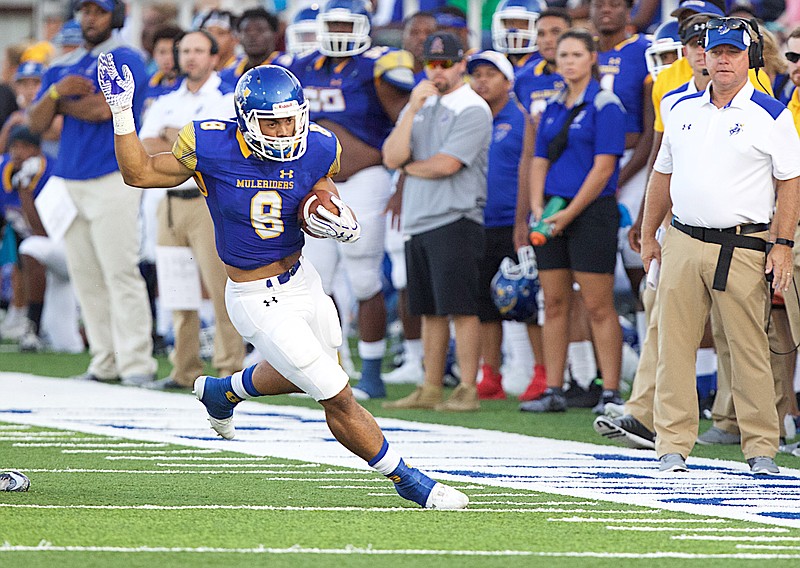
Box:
[382,32,492,412]
[53,20,84,55]
[139,30,244,390]
[521,29,626,414]
[198,10,240,71]
[144,24,183,112]
[27,0,156,385]
[219,8,280,89]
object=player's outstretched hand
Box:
[306,195,361,243]
[97,52,135,113]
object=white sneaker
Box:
[18,320,43,352]
[603,402,626,418]
[0,308,27,340]
[193,376,236,440]
[424,482,469,510]
[383,359,424,385]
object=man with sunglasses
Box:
[784,30,800,135]
[640,17,800,475]
[382,32,492,412]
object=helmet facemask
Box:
[492,11,539,54]
[318,9,371,56]
[238,99,310,162]
[645,40,684,80]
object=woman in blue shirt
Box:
[522,29,626,414]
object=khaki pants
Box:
[157,195,244,386]
[654,226,778,460]
[63,172,156,379]
[625,285,657,431]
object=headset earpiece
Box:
[111,0,125,30]
[748,18,764,70]
[172,29,220,74]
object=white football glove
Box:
[306,195,361,243]
[11,156,43,190]
[97,52,135,113]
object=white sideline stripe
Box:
[63,449,222,454]
[0,431,77,437]
[13,442,166,447]
[737,545,800,550]
[673,536,800,542]
[2,543,800,559]
[3,469,387,478]
[550,517,729,524]
[0,425,31,430]
[607,527,789,533]
[470,500,638,507]
[152,464,369,471]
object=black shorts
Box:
[533,195,619,274]
[477,226,515,322]
[406,218,484,317]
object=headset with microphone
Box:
[172,29,220,75]
[701,17,764,70]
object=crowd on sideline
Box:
[2,0,800,476]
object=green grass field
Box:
[3,350,800,567]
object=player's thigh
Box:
[301,236,339,294]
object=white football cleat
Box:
[193,376,236,440]
[424,482,469,510]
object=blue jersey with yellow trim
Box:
[288,46,414,149]
[144,70,181,113]
[513,59,564,116]
[0,153,53,213]
[511,51,542,77]
[219,52,285,89]
[597,34,651,134]
[172,120,341,270]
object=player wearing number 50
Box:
[98,57,467,510]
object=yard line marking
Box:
[0,425,31,430]
[470,500,643,507]
[0,431,77,437]
[673,535,800,541]
[607,527,789,533]
[1,469,391,478]
[13,442,166,447]
[152,463,367,471]
[1,543,800,558]
[736,545,800,550]
[550,517,729,523]
[105,456,293,461]
[63,449,222,454]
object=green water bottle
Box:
[529,196,568,246]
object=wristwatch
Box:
[774,238,795,248]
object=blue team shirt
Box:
[289,47,414,149]
[485,98,525,228]
[0,153,54,212]
[35,36,147,180]
[218,52,285,89]
[597,34,651,134]
[143,70,181,113]
[513,60,565,116]
[511,51,542,77]
[173,120,341,270]
[535,79,626,199]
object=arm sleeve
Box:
[171,123,198,171]
[438,105,493,166]
[593,92,626,156]
[768,110,800,180]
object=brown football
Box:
[298,189,340,237]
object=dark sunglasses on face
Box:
[424,59,457,70]
[705,17,749,33]
[786,51,800,64]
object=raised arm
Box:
[97,52,193,188]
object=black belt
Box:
[671,219,768,292]
[168,189,201,200]
[265,260,301,288]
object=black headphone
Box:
[701,17,764,69]
[110,0,125,30]
[172,29,220,74]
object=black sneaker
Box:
[593,414,656,450]
[520,388,567,413]
[565,378,602,408]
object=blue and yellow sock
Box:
[368,438,435,507]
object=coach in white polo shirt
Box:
[139,30,243,389]
[641,17,800,475]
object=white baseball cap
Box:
[467,50,515,83]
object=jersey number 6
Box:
[251,190,284,239]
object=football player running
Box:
[97,57,467,510]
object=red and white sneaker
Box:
[476,364,505,399]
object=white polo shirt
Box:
[139,73,234,191]
[655,81,800,229]
[660,79,699,129]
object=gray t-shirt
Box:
[401,83,492,236]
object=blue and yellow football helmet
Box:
[491,0,547,54]
[490,246,541,322]
[318,0,372,57]
[234,65,309,162]
[645,20,683,80]
[286,5,321,55]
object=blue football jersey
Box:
[172,120,341,270]
[288,47,414,149]
[218,52,284,89]
[0,153,53,213]
[513,59,564,116]
[597,34,652,134]
[511,51,542,77]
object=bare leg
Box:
[527,323,544,366]
[453,315,480,387]
[358,292,386,343]
[539,269,574,388]
[422,315,449,387]
[480,320,503,371]
[319,385,384,461]
[574,272,621,390]
[398,289,421,340]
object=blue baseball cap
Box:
[671,0,725,19]
[77,0,115,12]
[14,61,45,81]
[705,22,750,51]
[55,19,83,47]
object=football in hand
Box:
[298,189,340,237]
